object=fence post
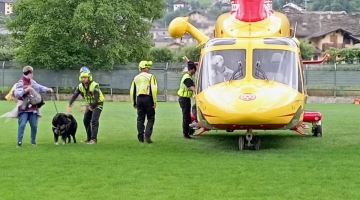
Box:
[334,63,337,97]
[164,62,168,102]
[304,69,308,94]
[1,61,4,93]
[110,70,113,96]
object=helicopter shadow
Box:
[194,131,311,151]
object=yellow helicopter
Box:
[168,0,329,150]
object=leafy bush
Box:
[149,44,201,62]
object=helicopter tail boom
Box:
[302,53,330,64]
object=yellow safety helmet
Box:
[139,61,153,71]
[78,66,93,81]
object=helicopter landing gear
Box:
[238,129,260,150]
[303,110,322,137]
[311,120,322,137]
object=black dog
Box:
[52,113,77,145]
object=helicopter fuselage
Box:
[195,37,305,131]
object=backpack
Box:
[28,88,43,105]
[20,88,45,110]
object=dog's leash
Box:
[51,93,59,114]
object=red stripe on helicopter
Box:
[278,113,295,117]
[203,114,217,117]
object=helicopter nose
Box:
[237,86,297,113]
[200,81,300,125]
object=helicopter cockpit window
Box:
[253,49,299,90]
[199,49,246,92]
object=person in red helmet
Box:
[189,104,200,130]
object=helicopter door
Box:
[292,55,306,114]
[298,54,306,95]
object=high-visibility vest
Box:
[78,81,105,103]
[130,72,158,104]
[177,73,193,98]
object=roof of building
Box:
[187,10,218,20]
[0,0,17,2]
[282,3,305,11]
[307,27,346,38]
[281,11,360,38]
[306,27,360,43]
[174,0,189,5]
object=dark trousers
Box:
[83,107,102,141]
[179,97,191,136]
[137,95,155,141]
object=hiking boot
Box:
[145,138,153,143]
[189,129,195,136]
[183,135,195,139]
[138,134,144,143]
[87,139,97,145]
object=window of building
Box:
[343,37,351,44]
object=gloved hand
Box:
[89,103,96,109]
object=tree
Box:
[309,0,360,12]
[325,47,360,64]
[208,6,222,17]
[340,48,357,64]
[0,46,14,61]
[299,39,314,60]
[163,8,189,26]
[175,45,201,62]
[6,0,166,70]
[272,0,282,10]
[190,1,201,10]
[149,47,174,62]
[324,47,341,64]
[166,0,174,11]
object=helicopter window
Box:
[298,56,304,93]
[204,38,237,48]
[263,38,298,48]
[253,49,299,90]
[198,49,246,92]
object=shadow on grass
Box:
[193,131,314,151]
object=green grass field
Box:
[0,101,360,200]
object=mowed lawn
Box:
[0,101,360,200]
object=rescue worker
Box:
[130,61,158,143]
[178,61,197,139]
[66,66,105,144]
